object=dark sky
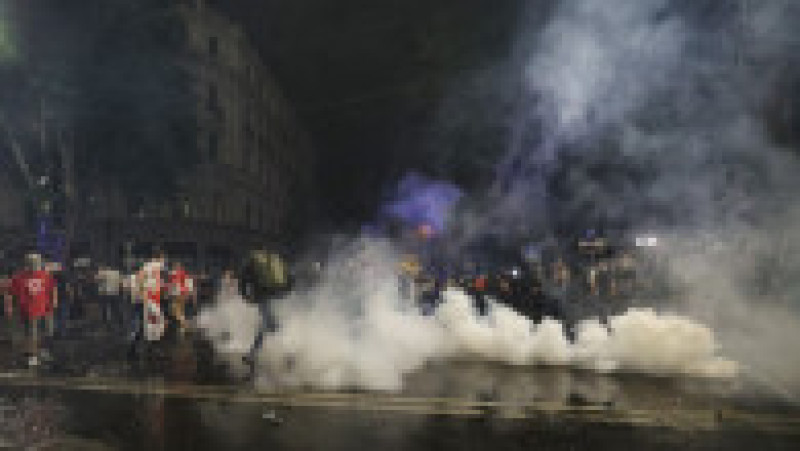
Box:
[213,0,525,226]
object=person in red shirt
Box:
[168,262,194,332]
[9,253,58,366]
[472,274,488,316]
[473,275,487,292]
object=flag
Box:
[138,259,166,342]
[144,300,166,342]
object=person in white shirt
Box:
[96,265,123,329]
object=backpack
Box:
[243,251,287,295]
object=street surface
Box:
[0,327,798,450]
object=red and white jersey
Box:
[137,261,164,305]
[136,260,166,341]
[168,269,193,297]
[10,270,56,319]
[144,300,166,341]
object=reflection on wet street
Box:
[0,333,798,450]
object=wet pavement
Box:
[0,329,799,450]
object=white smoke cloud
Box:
[527,0,685,135]
[199,0,798,398]
[195,289,261,378]
[500,0,800,399]
[198,238,736,392]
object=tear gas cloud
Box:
[488,0,800,398]
[419,0,800,399]
[198,238,736,392]
[200,0,800,395]
[527,0,685,137]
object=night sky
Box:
[212,0,526,226]
[9,0,796,230]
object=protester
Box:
[123,271,141,341]
[52,264,74,338]
[71,264,94,323]
[168,262,194,333]
[552,257,571,295]
[195,269,215,307]
[9,253,58,367]
[616,251,637,298]
[472,273,488,316]
[587,263,600,297]
[96,264,123,330]
[240,251,289,372]
[1,271,14,341]
[419,277,441,316]
[218,268,238,297]
[132,250,167,348]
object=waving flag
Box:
[138,260,166,342]
[144,300,166,341]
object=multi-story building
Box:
[77,0,315,269]
[0,156,29,265]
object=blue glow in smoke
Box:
[383,173,463,234]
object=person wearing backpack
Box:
[240,250,289,372]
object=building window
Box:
[209,36,218,58]
[181,197,191,218]
[207,83,218,112]
[245,201,252,229]
[244,126,256,172]
[214,195,224,223]
[130,197,146,219]
[208,131,219,162]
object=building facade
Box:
[77,0,315,269]
[0,160,29,266]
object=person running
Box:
[168,262,194,333]
[131,251,167,352]
[9,253,58,367]
[240,251,289,372]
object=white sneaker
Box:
[27,355,40,367]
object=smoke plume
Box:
[201,0,800,398]
[496,0,800,399]
[198,238,736,392]
[422,0,800,399]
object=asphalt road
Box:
[0,328,799,449]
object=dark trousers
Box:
[99,294,123,327]
[55,299,72,337]
[474,292,488,316]
[130,303,143,339]
[248,300,277,359]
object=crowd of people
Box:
[0,245,296,371]
[402,246,657,332]
[0,250,212,368]
[1,239,656,369]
